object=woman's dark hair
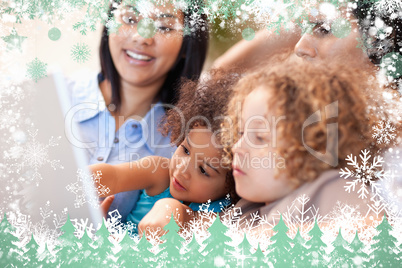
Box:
[99,0,209,111]
[352,0,402,65]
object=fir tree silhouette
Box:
[329,228,353,267]
[349,231,369,268]
[368,214,400,267]
[201,213,236,267]
[115,230,136,267]
[38,242,56,267]
[305,220,328,267]
[92,219,115,266]
[236,233,254,267]
[23,234,40,267]
[158,213,186,267]
[135,231,156,267]
[54,215,80,267]
[183,233,204,266]
[267,214,293,267]
[291,228,309,268]
[76,228,96,266]
[0,213,24,267]
[252,243,268,268]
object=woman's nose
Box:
[130,26,155,46]
[294,34,317,59]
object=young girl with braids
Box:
[91,70,240,234]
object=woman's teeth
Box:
[126,50,153,61]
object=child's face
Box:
[232,86,294,205]
[169,127,228,204]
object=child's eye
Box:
[199,166,210,177]
[181,145,190,155]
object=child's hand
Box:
[138,198,192,238]
[100,195,114,218]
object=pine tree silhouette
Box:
[236,233,254,267]
[305,220,328,267]
[0,213,24,267]
[368,215,400,267]
[183,233,204,266]
[92,219,115,266]
[158,213,186,267]
[115,230,136,267]
[76,228,96,266]
[135,231,156,267]
[24,234,40,267]
[54,215,80,267]
[290,228,309,268]
[349,231,369,268]
[38,242,56,266]
[329,228,353,267]
[252,243,268,268]
[201,213,236,267]
[267,214,293,267]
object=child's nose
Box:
[232,136,245,155]
[175,157,191,178]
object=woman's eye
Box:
[158,26,172,33]
[313,24,331,36]
[199,166,210,177]
[181,145,190,155]
[122,16,136,25]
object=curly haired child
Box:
[222,56,398,227]
[91,69,240,235]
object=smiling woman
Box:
[67,0,208,221]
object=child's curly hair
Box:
[222,56,398,187]
[161,69,241,203]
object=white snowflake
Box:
[65,169,108,209]
[372,120,396,145]
[339,149,388,199]
[8,201,67,252]
[4,129,64,186]
[375,0,402,17]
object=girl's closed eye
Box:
[199,166,210,177]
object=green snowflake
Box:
[71,42,91,64]
[26,57,47,83]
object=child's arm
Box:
[138,198,194,237]
[89,156,170,197]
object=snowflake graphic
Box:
[372,120,396,145]
[375,0,402,17]
[26,57,47,83]
[71,42,91,64]
[66,169,109,209]
[8,201,67,251]
[4,129,64,186]
[339,149,388,199]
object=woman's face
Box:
[109,1,184,89]
[294,4,372,69]
[231,86,294,205]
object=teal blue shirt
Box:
[126,188,231,234]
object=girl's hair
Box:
[223,55,396,187]
[352,0,402,65]
[162,69,242,203]
[99,0,209,111]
